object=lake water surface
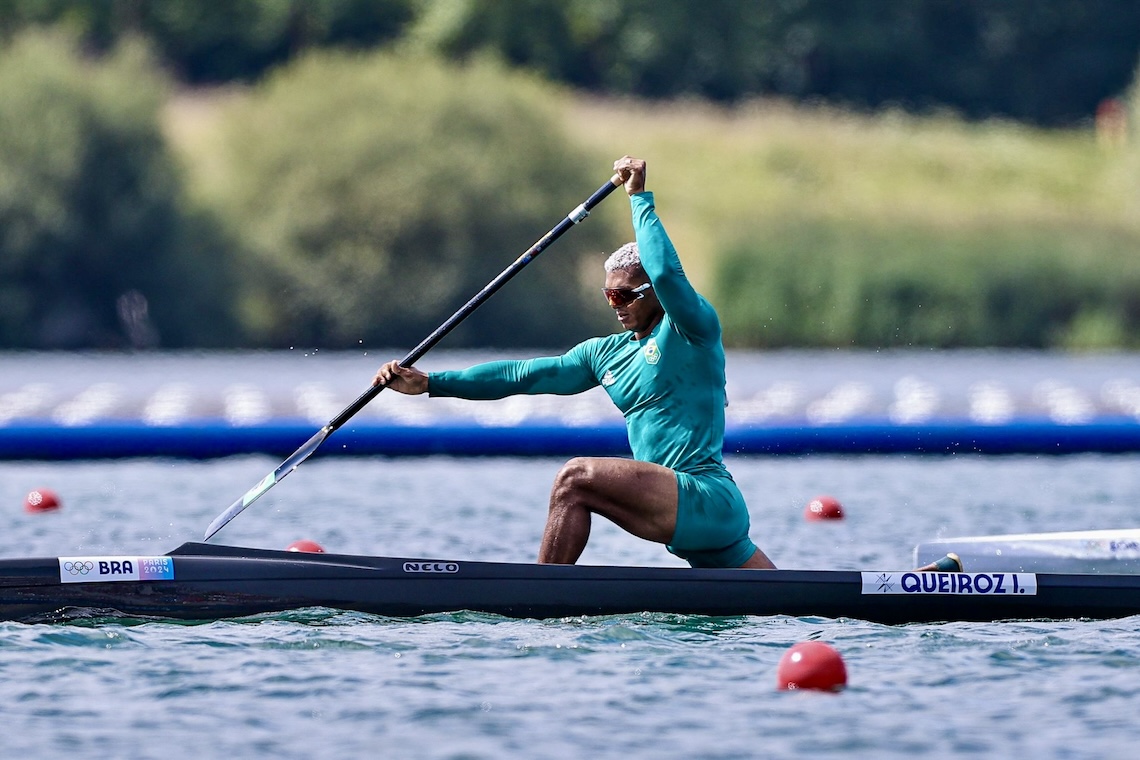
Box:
[4,350,1140,758]
[2,452,1139,758]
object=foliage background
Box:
[1,1,1139,350]
[206,51,616,348]
[0,31,237,348]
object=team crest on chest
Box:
[642,338,661,365]
[601,370,616,387]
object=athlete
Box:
[373,156,776,569]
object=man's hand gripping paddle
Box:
[203,174,623,540]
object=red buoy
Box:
[286,539,326,553]
[776,641,847,691]
[24,488,61,513]
[804,495,844,521]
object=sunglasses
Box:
[602,282,652,308]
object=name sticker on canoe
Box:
[861,571,1037,596]
[403,561,459,573]
[58,556,175,584]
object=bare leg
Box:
[539,457,678,564]
[538,456,776,568]
[739,548,777,569]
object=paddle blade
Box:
[203,427,331,540]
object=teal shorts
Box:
[667,471,757,568]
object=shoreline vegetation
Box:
[166,86,1140,350]
[5,5,1140,351]
[567,95,1140,350]
[6,25,1138,351]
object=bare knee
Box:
[551,457,596,504]
[739,548,777,570]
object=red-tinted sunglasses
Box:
[602,282,652,308]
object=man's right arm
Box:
[374,346,600,400]
[429,355,598,400]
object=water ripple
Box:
[3,456,1140,757]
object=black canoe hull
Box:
[3,542,1140,624]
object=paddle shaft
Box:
[330,175,622,429]
[203,174,623,540]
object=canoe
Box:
[913,528,1140,574]
[3,542,1140,624]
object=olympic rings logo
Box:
[63,561,94,575]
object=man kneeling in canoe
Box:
[373,156,776,570]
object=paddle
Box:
[203,173,624,540]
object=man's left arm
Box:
[631,192,720,345]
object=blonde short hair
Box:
[604,242,641,273]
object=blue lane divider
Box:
[4,417,1140,460]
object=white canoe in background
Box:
[913,528,1140,574]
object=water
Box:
[2,453,1140,758]
[5,348,1140,424]
[4,350,1140,757]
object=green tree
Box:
[211,49,619,348]
[0,0,416,82]
[0,30,239,348]
[410,0,785,100]
[412,0,1140,125]
[5,1,1138,124]
[714,218,1140,349]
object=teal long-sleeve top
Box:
[429,191,729,477]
